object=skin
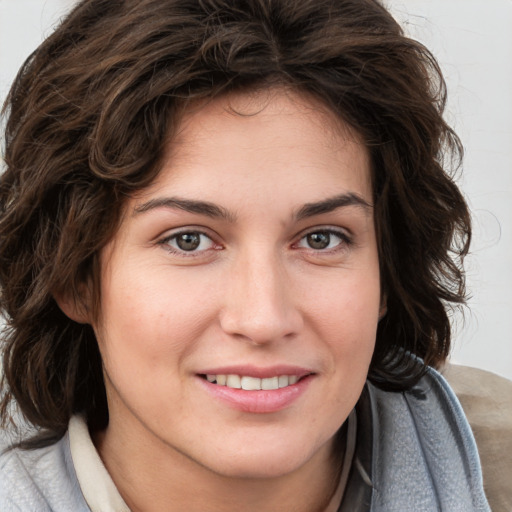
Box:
[64,88,383,511]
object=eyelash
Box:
[158,229,220,257]
[294,228,352,253]
[157,227,352,257]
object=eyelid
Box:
[157,227,222,256]
[293,226,353,251]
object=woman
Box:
[0,0,491,510]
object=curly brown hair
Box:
[0,0,470,447]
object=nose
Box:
[219,250,303,345]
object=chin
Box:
[211,454,310,480]
[198,435,330,480]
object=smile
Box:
[204,374,300,390]
[199,372,313,413]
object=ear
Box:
[53,285,92,324]
[378,295,387,321]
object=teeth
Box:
[205,374,302,390]
[278,375,289,388]
[226,375,241,389]
[261,376,279,390]
[241,376,261,390]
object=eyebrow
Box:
[295,193,373,220]
[133,197,236,221]
[133,192,372,222]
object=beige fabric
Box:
[68,416,130,512]
[325,410,357,512]
[443,364,512,512]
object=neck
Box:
[93,421,347,512]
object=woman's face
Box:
[92,89,382,479]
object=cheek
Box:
[301,271,380,370]
[303,270,381,330]
[95,267,217,370]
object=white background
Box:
[1,0,511,380]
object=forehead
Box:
[172,88,365,159]
[135,87,372,207]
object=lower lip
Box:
[198,375,314,413]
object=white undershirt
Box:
[324,409,357,512]
[68,416,130,512]
[68,413,357,512]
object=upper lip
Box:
[196,365,314,379]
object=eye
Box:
[161,231,216,254]
[296,230,349,251]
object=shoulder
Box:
[366,367,491,511]
[0,432,90,512]
[442,364,512,512]
[0,443,46,511]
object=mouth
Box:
[197,371,314,413]
[199,374,305,390]
[196,365,315,413]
